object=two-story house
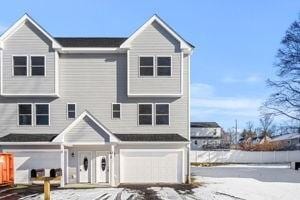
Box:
[0,14,193,186]
[191,122,228,150]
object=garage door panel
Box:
[13,152,61,184]
[120,150,182,183]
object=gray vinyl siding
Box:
[2,21,55,94]
[64,116,109,143]
[0,53,189,139]
[128,21,182,95]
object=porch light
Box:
[71,152,75,157]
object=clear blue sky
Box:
[0,0,299,130]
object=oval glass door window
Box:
[83,157,88,171]
[101,157,106,171]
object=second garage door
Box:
[120,149,183,183]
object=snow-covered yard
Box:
[4,164,300,200]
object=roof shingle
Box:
[0,134,58,142]
[54,37,127,47]
[113,133,188,142]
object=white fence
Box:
[190,150,300,163]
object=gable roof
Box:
[53,110,119,143]
[114,133,188,142]
[55,37,127,47]
[120,14,194,51]
[191,122,221,128]
[0,133,58,142]
[0,13,61,49]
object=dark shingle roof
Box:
[114,133,188,142]
[0,134,58,142]
[191,122,221,128]
[54,37,128,47]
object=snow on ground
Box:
[191,164,300,200]
[18,164,300,200]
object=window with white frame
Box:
[112,103,121,119]
[157,56,171,76]
[13,56,27,76]
[138,104,152,125]
[67,103,76,119]
[155,103,169,125]
[35,104,49,125]
[18,104,32,125]
[139,57,154,76]
[31,56,45,76]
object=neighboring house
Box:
[271,133,300,150]
[249,135,272,145]
[0,14,193,186]
[190,122,229,150]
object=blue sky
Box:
[0,0,299,130]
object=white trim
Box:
[180,51,184,96]
[53,110,119,143]
[0,49,3,94]
[58,47,124,54]
[54,51,59,96]
[67,103,77,120]
[60,145,65,187]
[17,103,33,126]
[120,148,184,153]
[30,55,46,77]
[2,149,62,152]
[137,103,153,126]
[0,14,61,49]
[126,49,130,95]
[128,93,182,97]
[188,54,191,142]
[154,103,170,126]
[11,55,28,77]
[35,103,50,126]
[1,93,59,97]
[63,142,107,146]
[120,15,193,51]
[156,55,172,77]
[138,56,155,77]
[111,103,121,120]
[119,141,189,144]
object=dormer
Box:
[0,14,61,97]
[121,15,193,97]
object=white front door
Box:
[79,151,91,183]
[96,152,109,183]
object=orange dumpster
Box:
[0,153,14,186]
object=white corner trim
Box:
[53,110,120,143]
[0,14,61,49]
[0,49,3,94]
[126,49,130,95]
[120,15,193,51]
[1,93,59,97]
[58,47,125,54]
[54,51,59,96]
[128,93,183,97]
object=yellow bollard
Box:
[44,179,51,200]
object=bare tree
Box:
[259,113,274,137]
[264,16,300,122]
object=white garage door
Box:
[12,151,61,184]
[120,150,183,183]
